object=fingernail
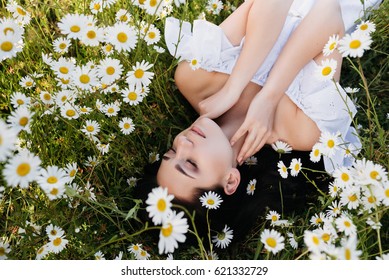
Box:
[237,156,242,163]
[230,140,235,146]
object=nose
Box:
[174,135,193,159]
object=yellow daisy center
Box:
[0,247,5,256]
[105,44,113,52]
[86,125,95,132]
[17,99,24,105]
[59,66,69,74]
[123,123,131,129]
[133,245,139,251]
[94,3,101,10]
[150,0,157,7]
[329,42,336,50]
[367,196,376,204]
[207,198,215,205]
[282,166,287,172]
[19,116,29,127]
[106,66,115,75]
[70,25,81,33]
[314,149,320,157]
[87,30,96,39]
[61,78,70,84]
[161,223,173,237]
[134,69,144,79]
[17,163,31,176]
[312,235,320,245]
[79,74,90,84]
[138,0,145,4]
[191,59,198,66]
[120,15,128,22]
[66,109,75,117]
[341,173,350,182]
[117,32,128,43]
[47,176,58,184]
[128,92,137,101]
[17,7,27,16]
[266,237,277,248]
[322,66,332,76]
[360,24,368,31]
[25,81,33,87]
[322,233,330,242]
[148,32,156,39]
[370,171,379,180]
[0,136,2,145]
[107,107,114,114]
[385,189,389,198]
[69,169,76,177]
[345,248,351,260]
[50,188,59,196]
[327,139,335,148]
[53,237,62,246]
[59,43,67,50]
[348,194,357,202]
[212,3,218,9]
[271,215,278,222]
[349,39,361,49]
[4,27,14,35]
[157,198,166,211]
[43,93,51,100]
[1,41,13,52]
[344,221,351,228]
[37,246,45,254]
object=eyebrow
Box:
[175,164,195,179]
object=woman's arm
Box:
[231,0,346,163]
[198,0,294,118]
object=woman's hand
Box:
[231,92,278,164]
[198,87,241,119]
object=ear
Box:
[223,168,240,195]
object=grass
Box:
[0,0,388,260]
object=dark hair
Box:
[133,145,330,248]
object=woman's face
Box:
[157,117,237,201]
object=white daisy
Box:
[335,236,361,260]
[309,143,322,163]
[0,17,24,38]
[0,240,11,260]
[0,120,18,161]
[287,232,298,249]
[0,31,24,62]
[189,57,201,70]
[377,181,389,206]
[289,158,302,177]
[47,235,68,254]
[206,0,224,15]
[271,140,292,154]
[51,57,76,79]
[338,31,372,58]
[146,186,174,225]
[36,244,50,260]
[326,200,342,217]
[303,230,324,253]
[101,43,114,56]
[105,22,138,52]
[119,117,135,135]
[64,162,78,182]
[72,64,98,91]
[128,243,142,257]
[7,106,34,133]
[246,179,256,195]
[6,1,31,25]
[90,0,103,14]
[46,224,65,241]
[81,25,104,47]
[57,13,89,40]
[83,181,97,201]
[137,249,150,260]
[55,90,76,106]
[81,120,100,136]
[153,45,165,53]
[344,87,360,94]
[244,156,258,165]
[37,165,68,200]
[96,142,110,155]
[143,0,166,17]
[116,9,132,23]
[103,102,120,117]
[355,20,376,35]
[333,167,354,188]
[52,37,71,53]
[319,131,340,158]
[322,34,339,56]
[340,185,360,210]
[60,103,80,120]
[158,210,189,254]
[126,60,154,88]
[96,57,123,85]
[143,24,161,45]
[79,106,92,115]
[315,58,337,81]
[260,229,285,254]
[335,214,357,236]
[328,181,341,198]
[19,76,35,89]
[310,212,326,227]
[94,250,105,260]
[266,210,280,224]
[2,150,41,188]
[277,160,288,179]
[199,190,223,209]
[121,85,144,106]
[212,225,234,249]
[360,160,387,187]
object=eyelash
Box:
[166,147,197,169]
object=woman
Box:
[135,0,380,243]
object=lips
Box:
[190,125,206,138]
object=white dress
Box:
[164,0,382,174]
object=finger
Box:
[242,132,270,163]
[237,129,257,163]
[230,123,249,146]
